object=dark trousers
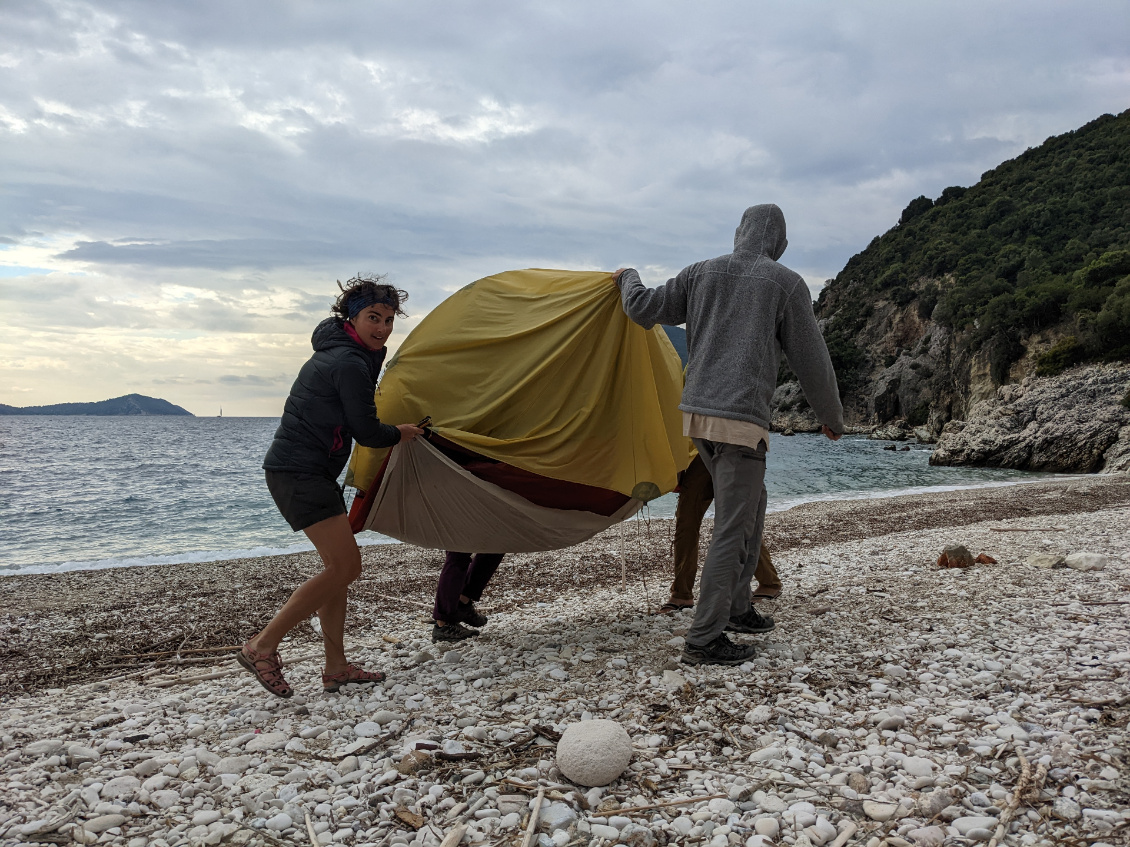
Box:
[433,552,504,623]
[670,453,779,604]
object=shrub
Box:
[899,195,934,225]
[1035,336,1085,376]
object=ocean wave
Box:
[1,533,400,576]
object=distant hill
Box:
[662,325,688,365]
[0,394,194,416]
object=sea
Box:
[0,416,1055,576]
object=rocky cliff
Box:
[771,110,1130,471]
[930,363,1130,473]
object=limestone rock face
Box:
[930,363,1130,473]
[770,381,822,432]
[555,719,632,787]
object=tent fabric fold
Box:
[347,268,693,552]
[364,436,644,552]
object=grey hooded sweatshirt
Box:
[617,204,844,435]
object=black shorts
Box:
[265,471,346,532]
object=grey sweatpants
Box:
[685,438,767,647]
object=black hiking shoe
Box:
[725,607,775,634]
[457,600,488,628]
[431,621,480,643]
[681,633,758,666]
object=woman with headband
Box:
[240,275,424,698]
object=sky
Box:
[2,1,1128,416]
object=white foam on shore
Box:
[765,473,1070,513]
[4,532,400,576]
[635,473,1068,520]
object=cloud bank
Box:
[2,0,1127,413]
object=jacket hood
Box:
[311,316,388,370]
[311,317,357,352]
[734,204,788,260]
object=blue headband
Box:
[346,292,397,319]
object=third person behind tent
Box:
[657,452,782,615]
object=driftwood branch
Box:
[108,645,240,660]
[613,793,726,816]
[520,788,546,847]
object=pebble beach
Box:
[2,476,1129,847]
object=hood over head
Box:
[734,204,788,260]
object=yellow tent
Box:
[347,268,692,552]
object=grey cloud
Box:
[3,1,1128,303]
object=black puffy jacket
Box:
[263,317,401,479]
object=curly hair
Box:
[332,274,409,320]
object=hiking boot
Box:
[431,621,480,643]
[681,633,757,666]
[725,607,775,634]
[458,600,488,628]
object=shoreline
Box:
[3,474,1130,695]
[1,474,1128,846]
[3,470,1077,578]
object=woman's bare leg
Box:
[246,513,360,675]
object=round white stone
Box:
[555,719,632,787]
[754,817,779,837]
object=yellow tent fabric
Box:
[347,268,692,501]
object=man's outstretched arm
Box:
[613,267,690,329]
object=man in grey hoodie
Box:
[614,204,844,665]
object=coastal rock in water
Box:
[930,363,1130,472]
[870,420,913,441]
[556,719,632,787]
[936,544,974,569]
[1064,552,1108,571]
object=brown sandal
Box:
[655,601,693,615]
[237,643,293,698]
[323,664,386,694]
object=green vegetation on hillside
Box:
[818,109,1130,386]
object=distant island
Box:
[0,394,194,416]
